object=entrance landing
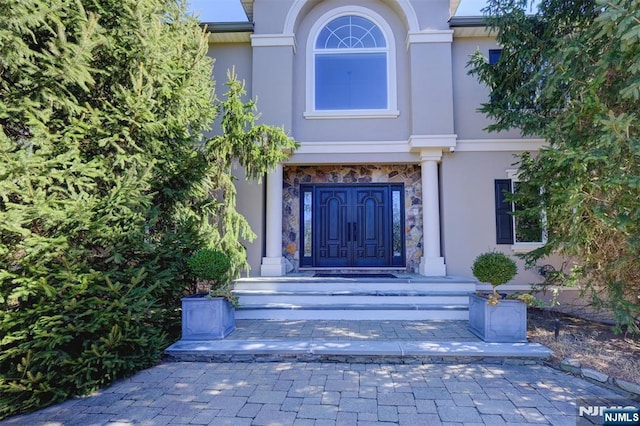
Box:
[164,319,552,363]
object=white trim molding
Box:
[407,30,454,46]
[456,138,546,152]
[303,110,400,120]
[409,134,457,152]
[251,34,296,51]
[293,140,408,154]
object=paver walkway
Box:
[226,319,479,341]
[2,361,636,425]
[3,320,637,425]
[165,320,552,362]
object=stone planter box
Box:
[468,294,527,343]
[181,294,235,340]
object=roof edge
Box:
[200,21,255,33]
[448,16,486,27]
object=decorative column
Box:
[260,163,286,276]
[419,150,447,276]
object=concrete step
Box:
[233,275,475,321]
[236,306,469,321]
[234,276,476,293]
[235,292,471,306]
[164,339,553,363]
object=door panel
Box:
[313,185,390,268]
[316,188,350,267]
[354,187,389,267]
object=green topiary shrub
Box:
[187,249,231,286]
[187,249,237,305]
[472,251,518,304]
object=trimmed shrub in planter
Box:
[182,249,236,340]
[468,294,527,342]
[471,251,518,305]
[181,294,235,340]
[469,251,527,342]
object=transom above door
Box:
[300,184,405,268]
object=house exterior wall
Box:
[451,36,523,140]
[441,151,565,286]
[206,0,560,283]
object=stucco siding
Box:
[208,43,253,95]
[252,46,294,129]
[410,0,451,30]
[253,0,294,34]
[291,0,412,142]
[409,42,454,135]
[441,152,547,285]
[451,37,523,140]
[233,167,265,277]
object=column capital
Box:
[419,148,444,163]
[409,134,457,153]
[251,34,297,53]
[407,30,454,46]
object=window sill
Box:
[511,243,544,253]
[303,110,400,119]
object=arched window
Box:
[306,8,397,117]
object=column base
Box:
[419,257,447,277]
[260,257,287,277]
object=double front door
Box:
[300,184,404,268]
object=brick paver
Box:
[227,319,478,341]
[2,361,635,425]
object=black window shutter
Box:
[495,179,514,244]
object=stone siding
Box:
[282,164,423,272]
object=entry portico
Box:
[260,142,452,277]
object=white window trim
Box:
[506,169,547,251]
[305,6,398,119]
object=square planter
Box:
[468,294,527,343]
[181,294,235,340]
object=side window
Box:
[494,177,545,246]
[489,49,502,65]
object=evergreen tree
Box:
[469,0,640,332]
[0,0,295,418]
[207,69,297,284]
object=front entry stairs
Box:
[233,274,475,321]
[164,274,553,363]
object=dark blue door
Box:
[314,185,391,267]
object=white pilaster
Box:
[261,164,286,276]
[419,150,447,276]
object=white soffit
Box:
[208,32,251,43]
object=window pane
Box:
[316,15,385,49]
[513,182,543,243]
[392,190,402,257]
[304,191,312,257]
[315,53,387,109]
